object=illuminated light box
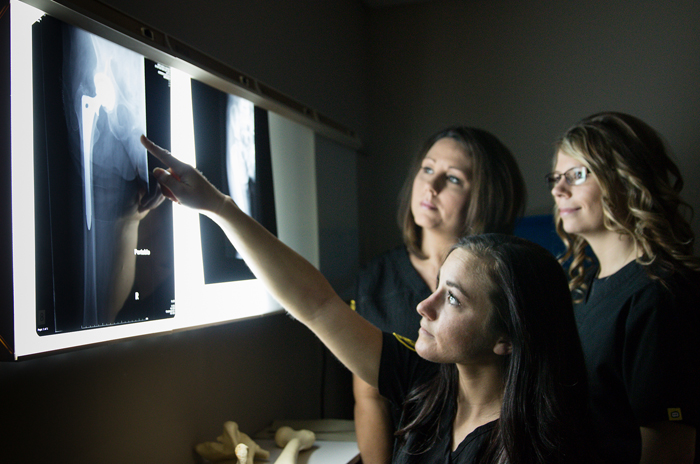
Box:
[1,0,358,360]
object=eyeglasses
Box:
[544,166,589,188]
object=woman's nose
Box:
[417,291,439,320]
[427,176,443,195]
[551,176,570,198]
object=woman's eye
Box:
[447,175,462,185]
[447,292,460,306]
[421,166,433,174]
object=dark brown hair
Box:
[396,234,596,464]
[397,127,526,258]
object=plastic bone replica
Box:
[273,426,316,464]
[235,443,250,464]
[195,421,270,464]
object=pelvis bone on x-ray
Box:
[226,94,255,258]
[63,26,154,327]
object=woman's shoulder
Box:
[589,260,697,299]
[630,262,700,302]
[357,245,416,290]
[578,261,699,323]
[361,245,411,273]
[379,332,438,403]
[614,262,700,324]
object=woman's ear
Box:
[493,336,512,356]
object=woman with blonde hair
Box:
[548,111,700,463]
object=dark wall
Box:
[0,313,333,463]
[100,0,370,138]
[360,0,700,261]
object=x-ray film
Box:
[33,15,175,335]
[191,79,277,284]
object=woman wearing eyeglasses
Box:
[547,111,700,464]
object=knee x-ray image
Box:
[33,16,175,334]
[191,80,276,284]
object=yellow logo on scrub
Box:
[393,333,416,351]
[667,408,683,421]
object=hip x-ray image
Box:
[191,80,276,284]
[33,16,175,334]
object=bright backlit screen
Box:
[6,0,285,359]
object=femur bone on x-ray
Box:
[67,26,149,326]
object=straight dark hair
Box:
[395,234,597,464]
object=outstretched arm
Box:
[140,136,382,386]
[353,374,394,464]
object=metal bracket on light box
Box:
[19,0,362,150]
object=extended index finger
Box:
[140,135,188,175]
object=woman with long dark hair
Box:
[548,111,700,463]
[141,135,595,464]
[353,126,526,464]
[388,234,594,463]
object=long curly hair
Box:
[397,126,526,259]
[553,112,699,295]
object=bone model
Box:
[235,443,249,464]
[195,421,270,464]
[273,426,316,464]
